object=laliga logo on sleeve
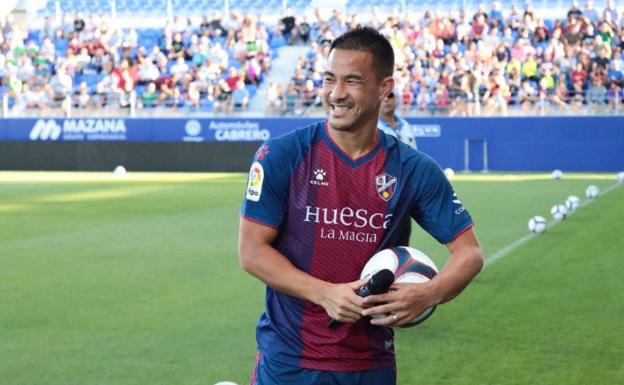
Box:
[246,162,264,202]
[376,174,397,201]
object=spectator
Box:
[141,82,159,108]
[170,56,190,78]
[231,79,250,111]
[586,75,607,109]
[583,0,599,24]
[137,58,160,85]
[13,82,42,111]
[48,67,73,106]
[606,82,621,110]
[112,59,137,93]
[225,67,243,90]
[185,81,201,109]
[283,82,300,114]
[607,57,623,86]
[265,82,283,115]
[280,8,297,44]
[73,81,90,108]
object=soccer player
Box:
[378,88,418,247]
[239,27,483,385]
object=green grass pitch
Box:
[0,172,622,385]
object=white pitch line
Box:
[484,181,623,268]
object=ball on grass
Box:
[550,204,568,221]
[114,165,127,176]
[565,195,580,211]
[528,216,547,233]
[585,185,600,199]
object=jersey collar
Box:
[322,121,384,168]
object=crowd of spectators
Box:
[0,10,278,115]
[278,0,624,116]
[2,1,624,117]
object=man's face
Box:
[322,49,391,132]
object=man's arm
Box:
[239,217,367,324]
[362,227,483,326]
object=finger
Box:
[361,302,398,317]
[362,292,396,306]
[332,308,362,323]
[337,299,365,316]
[347,278,368,290]
[370,312,402,327]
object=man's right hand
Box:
[318,279,368,324]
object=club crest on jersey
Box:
[256,144,269,161]
[375,174,397,201]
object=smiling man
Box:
[239,27,483,385]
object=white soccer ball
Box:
[618,172,624,183]
[113,165,127,176]
[550,204,568,221]
[360,246,439,327]
[551,169,563,180]
[585,185,600,199]
[443,168,455,180]
[213,382,239,385]
[528,216,547,233]
[565,195,580,211]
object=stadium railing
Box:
[4,90,621,118]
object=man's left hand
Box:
[361,282,440,327]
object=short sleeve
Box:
[410,157,473,244]
[240,140,291,229]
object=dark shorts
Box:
[250,353,396,385]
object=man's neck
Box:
[327,122,379,160]
[381,113,398,127]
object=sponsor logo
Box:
[409,124,441,137]
[453,192,465,214]
[246,162,264,202]
[375,174,397,201]
[385,340,394,350]
[209,120,270,142]
[30,119,127,141]
[304,205,393,244]
[310,169,329,187]
[30,119,62,141]
[183,120,203,142]
[304,206,393,229]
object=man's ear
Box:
[380,76,395,101]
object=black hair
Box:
[329,26,394,79]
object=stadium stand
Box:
[282,0,624,116]
[1,0,623,117]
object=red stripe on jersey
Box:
[450,223,474,242]
[297,139,395,371]
[248,352,261,385]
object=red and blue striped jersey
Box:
[240,121,473,371]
